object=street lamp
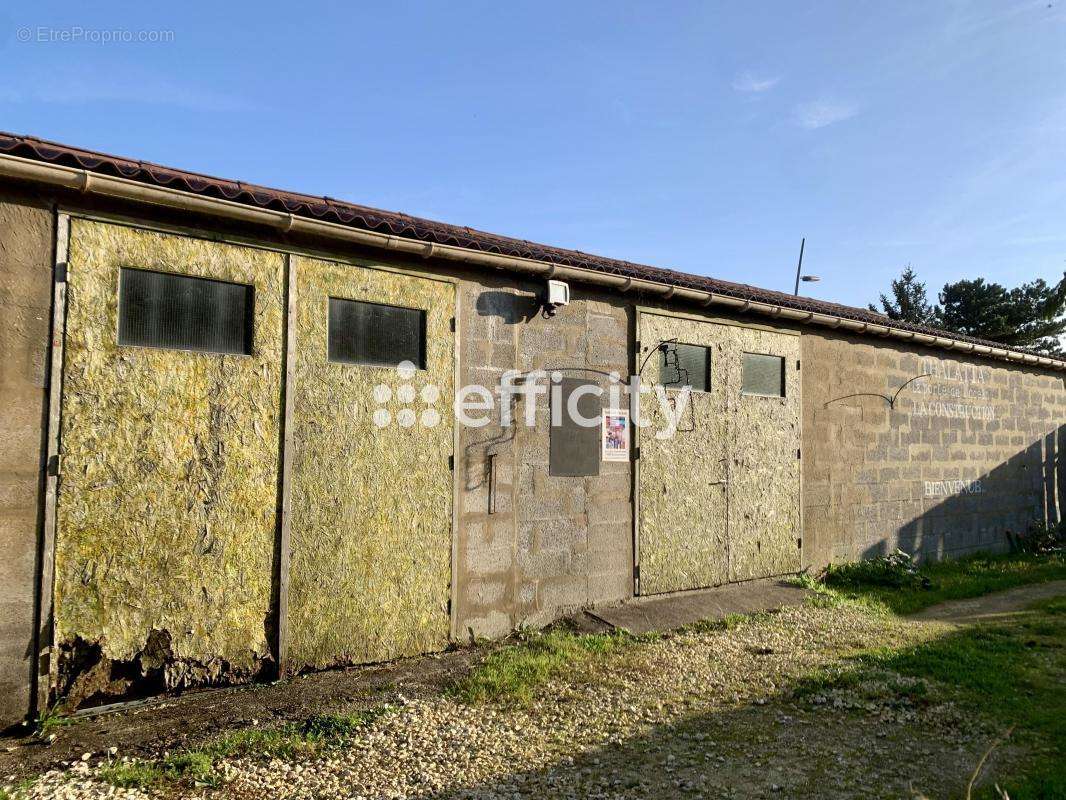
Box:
[793,237,821,295]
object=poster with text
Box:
[602,409,630,462]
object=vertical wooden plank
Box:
[449,284,460,642]
[35,213,70,717]
[274,254,296,678]
[630,309,642,596]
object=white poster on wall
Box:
[602,409,630,462]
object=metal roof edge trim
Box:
[0,148,1062,372]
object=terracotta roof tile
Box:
[0,131,1058,363]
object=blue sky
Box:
[2,1,1065,308]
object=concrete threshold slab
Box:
[587,577,811,635]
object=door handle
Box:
[708,480,729,486]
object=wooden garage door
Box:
[285,256,455,670]
[637,312,801,594]
[54,220,284,685]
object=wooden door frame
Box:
[33,212,70,717]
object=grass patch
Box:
[198,707,395,761]
[34,703,75,739]
[449,626,643,704]
[97,760,165,789]
[871,596,1065,798]
[98,752,222,790]
[0,782,31,800]
[96,707,395,791]
[202,724,320,760]
[798,595,1066,798]
[684,612,752,634]
[800,552,1065,615]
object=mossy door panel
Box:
[725,328,801,581]
[287,257,454,669]
[637,314,730,594]
[55,220,284,681]
[638,314,801,594]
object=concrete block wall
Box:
[454,279,521,639]
[514,289,632,626]
[802,330,1066,566]
[0,190,53,729]
[454,281,633,637]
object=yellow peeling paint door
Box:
[637,313,801,594]
[286,256,455,670]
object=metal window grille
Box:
[328,297,426,368]
[118,267,253,355]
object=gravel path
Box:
[10,602,1008,800]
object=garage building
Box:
[0,133,1062,727]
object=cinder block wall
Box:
[0,191,53,729]
[454,281,633,637]
[802,330,1066,566]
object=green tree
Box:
[934,274,1066,355]
[869,266,935,325]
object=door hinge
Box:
[449,317,456,333]
[633,564,640,581]
[796,359,801,370]
[796,538,803,550]
[797,448,801,459]
[47,454,61,476]
[633,446,640,461]
[448,454,454,471]
[54,263,67,283]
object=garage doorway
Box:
[636,312,801,594]
[284,256,456,670]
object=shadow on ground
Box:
[423,598,1061,800]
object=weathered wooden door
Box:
[637,312,801,594]
[725,327,802,581]
[637,313,732,594]
[285,256,455,670]
[54,220,285,692]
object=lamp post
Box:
[793,237,821,295]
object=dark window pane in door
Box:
[328,297,426,368]
[742,352,785,397]
[660,343,711,392]
[118,267,253,355]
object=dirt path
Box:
[910,579,1066,625]
[0,645,480,781]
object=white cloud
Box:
[793,98,858,129]
[732,72,780,93]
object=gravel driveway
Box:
[9,602,1010,800]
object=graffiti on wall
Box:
[911,359,995,421]
[924,479,984,497]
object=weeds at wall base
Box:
[448,625,651,705]
[92,707,397,791]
